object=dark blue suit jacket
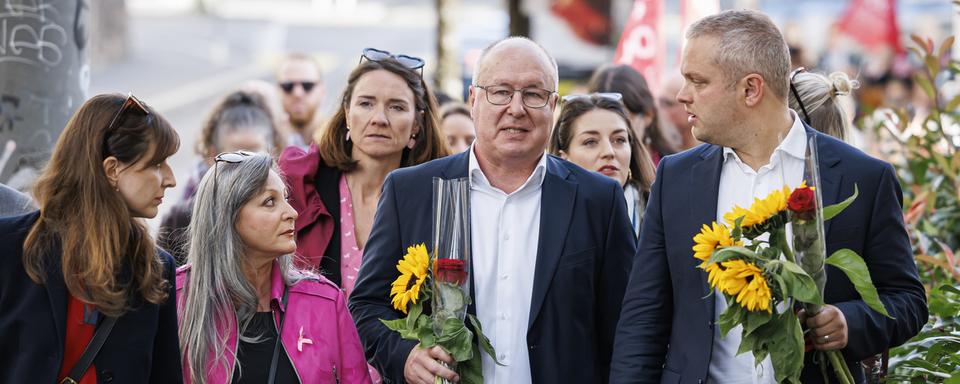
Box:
[610,128,927,384]
[0,211,183,384]
[349,151,637,383]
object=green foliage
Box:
[823,185,858,221]
[861,32,960,383]
[825,249,891,318]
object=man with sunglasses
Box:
[351,37,636,384]
[276,53,325,149]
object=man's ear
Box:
[102,156,121,188]
[742,74,765,107]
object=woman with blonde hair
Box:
[0,93,182,383]
[788,69,860,140]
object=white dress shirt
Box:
[468,146,546,384]
[708,111,807,383]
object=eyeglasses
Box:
[561,92,623,104]
[359,48,425,76]
[212,150,255,215]
[474,85,556,109]
[789,67,811,125]
[103,93,149,157]
[279,81,318,94]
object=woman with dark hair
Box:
[177,151,370,384]
[0,93,182,383]
[439,102,476,154]
[587,64,678,165]
[280,48,449,296]
[549,93,656,237]
[159,90,281,263]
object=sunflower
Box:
[708,259,772,312]
[390,243,430,314]
[692,222,742,263]
[723,186,791,231]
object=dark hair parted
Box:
[197,90,282,157]
[587,64,676,158]
[549,96,656,193]
[317,58,449,171]
[24,93,179,317]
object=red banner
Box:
[614,0,663,96]
[551,0,611,46]
[836,0,903,53]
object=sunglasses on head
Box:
[561,92,623,104]
[103,93,149,157]
[789,67,811,125]
[359,47,425,76]
[279,81,318,94]
[212,150,256,214]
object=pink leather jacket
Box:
[176,262,372,384]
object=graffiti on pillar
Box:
[0,0,86,188]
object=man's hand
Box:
[404,344,459,384]
[799,305,848,351]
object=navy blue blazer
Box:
[0,211,183,384]
[610,128,927,384]
[349,151,637,383]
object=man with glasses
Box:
[350,37,636,384]
[276,52,325,149]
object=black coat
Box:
[0,211,183,384]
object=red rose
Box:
[788,186,816,219]
[434,259,468,285]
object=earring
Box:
[345,127,351,142]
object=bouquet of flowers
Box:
[381,178,500,384]
[694,139,891,384]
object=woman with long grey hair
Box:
[175,151,370,384]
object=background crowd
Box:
[2,1,959,383]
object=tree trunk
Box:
[508,0,530,37]
[0,0,90,188]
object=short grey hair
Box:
[472,36,560,91]
[789,71,860,141]
[178,152,313,383]
[686,10,791,101]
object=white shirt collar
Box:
[468,144,548,193]
[722,110,808,165]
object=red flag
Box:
[836,0,903,53]
[551,0,611,46]
[614,0,664,95]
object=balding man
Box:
[350,37,636,384]
[659,72,698,150]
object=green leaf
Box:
[826,249,892,318]
[709,246,763,265]
[436,317,474,362]
[718,303,745,337]
[459,344,484,384]
[924,55,941,79]
[911,34,931,55]
[946,94,960,113]
[743,310,773,337]
[916,74,937,101]
[938,36,955,62]
[769,310,805,383]
[774,260,825,305]
[823,184,858,221]
[468,314,505,366]
[380,317,414,337]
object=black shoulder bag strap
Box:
[267,285,290,384]
[60,315,119,384]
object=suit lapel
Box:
[43,242,68,351]
[690,146,724,318]
[528,156,576,329]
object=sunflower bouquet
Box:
[380,178,499,384]
[694,177,891,384]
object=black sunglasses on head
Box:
[359,47,425,76]
[279,81,318,94]
[103,93,149,157]
[790,67,812,125]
